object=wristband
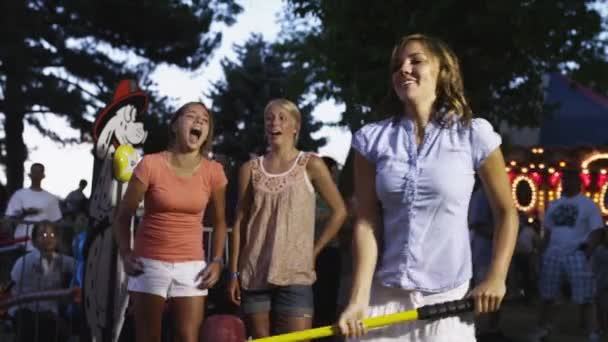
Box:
[230,271,239,279]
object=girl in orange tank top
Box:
[113,102,228,342]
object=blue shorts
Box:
[539,251,595,304]
[242,285,313,317]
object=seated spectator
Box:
[10,221,75,342]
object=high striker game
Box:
[85,79,148,342]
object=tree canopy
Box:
[283,0,608,132]
[0,0,241,193]
[210,35,325,165]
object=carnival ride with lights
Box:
[506,146,608,225]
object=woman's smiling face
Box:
[391,40,440,106]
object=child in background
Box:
[10,221,75,342]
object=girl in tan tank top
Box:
[227,99,347,338]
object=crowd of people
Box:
[469,168,608,342]
[0,33,606,342]
[0,163,88,342]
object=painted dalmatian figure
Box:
[85,80,148,342]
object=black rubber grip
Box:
[417,298,474,320]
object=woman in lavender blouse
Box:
[337,34,519,341]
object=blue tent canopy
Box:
[539,73,608,146]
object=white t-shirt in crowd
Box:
[544,193,604,256]
[4,188,62,250]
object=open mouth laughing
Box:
[190,127,202,139]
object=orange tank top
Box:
[132,152,227,262]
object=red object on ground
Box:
[199,314,246,342]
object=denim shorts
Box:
[242,285,313,317]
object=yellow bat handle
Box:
[251,309,419,342]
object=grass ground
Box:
[491,299,602,342]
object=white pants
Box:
[127,257,208,298]
[348,282,476,342]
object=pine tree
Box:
[210,35,325,166]
[283,0,608,131]
[0,0,242,193]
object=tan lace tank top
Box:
[239,152,316,290]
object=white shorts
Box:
[348,281,476,342]
[127,257,208,298]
